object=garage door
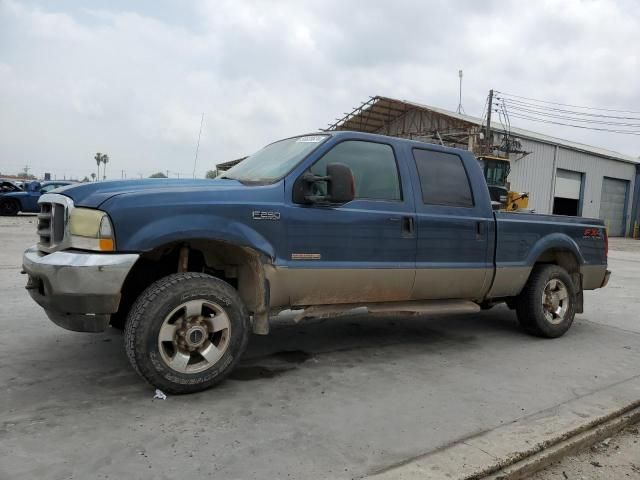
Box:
[555,169,582,199]
[599,177,629,237]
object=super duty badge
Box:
[252,210,281,221]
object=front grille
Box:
[37,199,68,252]
[38,203,52,247]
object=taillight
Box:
[604,229,608,258]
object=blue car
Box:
[0,180,73,215]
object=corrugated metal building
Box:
[326,96,640,236]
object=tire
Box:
[124,272,250,394]
[516,264,577,338]
[0,199,19,216]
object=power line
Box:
[496,90,640,115]
[494,104,640,127]
[493,89,640,136]
[504,111,640,135]
[497,97,640,121]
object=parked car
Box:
[0,180,73,215]
[22,132,610,394]
[1,180,24,195]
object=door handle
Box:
[402,216,415,237]
[476,221,485,240]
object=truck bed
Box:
[488,211,608,298]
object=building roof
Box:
[326,96,639,164]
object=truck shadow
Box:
[232,306,522,381]
[8,306,525,398]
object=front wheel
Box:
[0,199,19,216]
[124,272,250,394]
[516,265,577,338]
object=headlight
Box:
[68,208,115,251]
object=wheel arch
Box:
[488,234,583,301]
[526,233,585,270]
[115,238,272,334]
[532,248,581,276]
[0,195,22,212]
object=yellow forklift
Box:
[477,155,529,211]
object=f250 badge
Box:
[252,210,281,221]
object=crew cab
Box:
[1,180,73,216]
[22,132,610,394]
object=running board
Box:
[290,300,480,322]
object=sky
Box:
[0,0,638,180]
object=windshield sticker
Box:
[296,136,325,143]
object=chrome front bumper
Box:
[22,245,139,332]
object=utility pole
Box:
[485,89,494,154]
[192,112,204,179]
[166,169,170,178]
[456,70,464,114]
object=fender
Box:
[524,232,585,266]
[488,232,585,299]
[116,212,277,260]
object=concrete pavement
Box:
[1,216,639,480]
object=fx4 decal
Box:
[583,228,603,239]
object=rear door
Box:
[284,139,417,306]
[409,147,493,300]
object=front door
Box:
[409,147,492,300]
[285,139,416,306]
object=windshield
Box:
[219,135,329,183]
[484,160,509,186]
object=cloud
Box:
[0,0,638,180]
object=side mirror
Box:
[293,162,355,204]
[326,163,355,203]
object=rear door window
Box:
[412,149,473,207]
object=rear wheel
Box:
[124,272,249,394]
[516,265,576,338]
[0,199,19,216]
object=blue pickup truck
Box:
[22,132,610,393]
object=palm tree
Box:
[90,173,96,182]
[94,152,102,181]
[93,152,110,180]
[102,154,109,180]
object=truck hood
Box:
[56,179,243,208]
[1,181,23,194]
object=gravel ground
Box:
[530,423,640,479]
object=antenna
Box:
[192,112,204,179]
[456,70,465,114]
